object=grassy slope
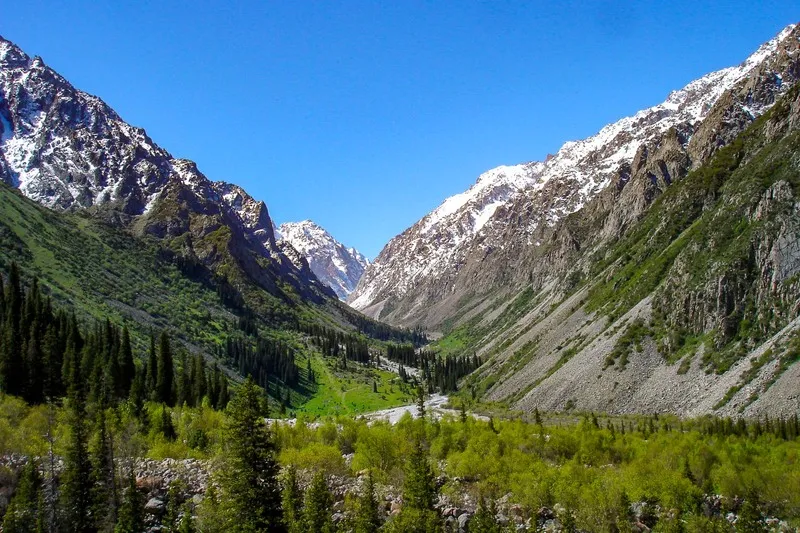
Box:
[0,184,234,348]
[296,356,412,417]
[0,184,410,415]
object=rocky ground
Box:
[2,450,796,532]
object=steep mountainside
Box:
[349,23,800,417]
[276,220,369,300]
[0,35,337,311]
[351,24,800,329]
[451,81,800,418]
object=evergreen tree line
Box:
[218,335,300,391]
[699,413,800,441]
[0,263,228,410]
[429,355,481,393]
[572,411,800,443]
[344,312,428,346]
[385,344,481,394]
[1,381,202,532]
[303,325,372,368]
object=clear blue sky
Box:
[2,2,797,258]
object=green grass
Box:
[296,355,412,417]
[0,185,237,351]
[432,322,480,358]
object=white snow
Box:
[351,24,799,312]
[278,220,370,300]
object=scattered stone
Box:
[145,497,166,514]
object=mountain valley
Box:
[1,14,800,533]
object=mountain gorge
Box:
[2,23,800,419]
[3,14,800,533]
[353,24,800,417]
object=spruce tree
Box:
[388,440,440,533]
[42,324,63,400]
[282,467,304,533]
[61,315,83,398]
[146,334,157,398]
[470,498,501,533]
[25,321,44,404]
[115,472,144,533]
[416,385,426,418]
[60,398,95,532]
[118,326,135,397]
[192,354,207,405]
[354,472,381,533]
[128,369,146,422]
[156,331,174,405]
[0,302,24,397]
[90,411,118,530]
[217,376,229,409]
[403,441,436,511]
[157,404,176,441]
[3,461,43,533]
[303,472,334,533]
[176,352,191,407]
[220,376,283,531]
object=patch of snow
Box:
[278,220,370,300]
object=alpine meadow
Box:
[1,6,800,533]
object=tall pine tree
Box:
[118,326,135,397]
[303,472,334,533]
[220,376,283,531]
[281,467,304,533]
[60,393,95,531]
[156,331,174,405]
[354,472,381,533]
[2,461,43,533]
[387,440,440,533]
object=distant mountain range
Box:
[3,23,800,417]
[350,24,799,326]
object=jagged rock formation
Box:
[350,24,800,328]
[275,220,369,300]
[0,35,334,305]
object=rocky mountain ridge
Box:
[276,220,369,300]
[0,35,335,306]
[350,24,799,327]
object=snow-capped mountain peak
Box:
[349,23,800,321]
[276,220,369,300]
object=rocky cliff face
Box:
[350,24,800,329]
[0,35,332,304]
[276,220,369,300]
